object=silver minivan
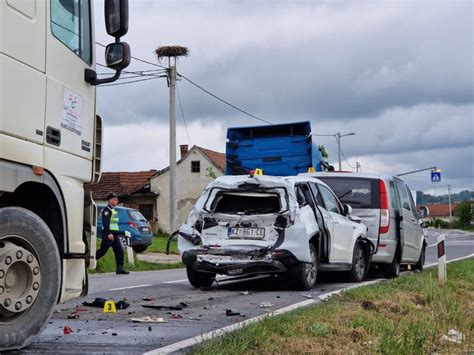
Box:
[304,172,427,277]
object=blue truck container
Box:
[226,121,324,176]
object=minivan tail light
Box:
[128,222,137,229]
[379,179,390,234]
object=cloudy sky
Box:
[93,0,473,194]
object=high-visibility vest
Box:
[109,209,120,231]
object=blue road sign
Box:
[431,171,441,182]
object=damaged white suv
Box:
[177,175,373,290]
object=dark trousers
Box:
[96,233,124,268]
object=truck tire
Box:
[414,243,426,271]
[384,248,401,278]
[186,266,215,288]
[349,242,368,282]
[0,207,61,351]
[290,244,318,290]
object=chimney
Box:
[179,144,189,158]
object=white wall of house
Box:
[150,148,223,233]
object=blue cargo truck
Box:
[226,121,326,176]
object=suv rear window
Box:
[211,192,281,215]
[317,177,380,209]
[127,210,148,222]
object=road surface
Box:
[15,229,474,354]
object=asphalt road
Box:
[15,229,474,355]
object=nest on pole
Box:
[155,46,189,59]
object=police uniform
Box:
[96,203,125,270]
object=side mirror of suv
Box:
[343,204,352,216]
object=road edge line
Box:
[145,254,474,355]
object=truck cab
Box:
[0,0,130,350]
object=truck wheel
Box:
[186,266,215,288]
[0,207,61,351]
[384,248,401,278]
[414,244,426,271]
[349,242,368,282]
[290,244,318,290]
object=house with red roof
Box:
[417,203,460,223]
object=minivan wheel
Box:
[290,244,318,291]
[349,243,368,282]
[384,249,401,278]
[186,266,216,288]
[415,244,426,271]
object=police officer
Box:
[96,193,129,274]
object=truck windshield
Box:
[51,0,92,64]
[211,192,281,215]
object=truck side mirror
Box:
[105,0,129,38]
[105,42,131,71]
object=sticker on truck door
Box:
[61,88,82,136]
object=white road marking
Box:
[424,253,474,269]
[108,284,152,291]
[162,279,189,284]
[146,253,474,355]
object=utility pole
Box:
[336,132,355,171]
[356,161,361,172]
[448,184,452,222]
[155,46,189,232]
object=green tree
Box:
[455,202,472,228]
[206,167,217,179]
[318,145,329,159]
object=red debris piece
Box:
[63,326,74,335]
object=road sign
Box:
[431,171,441,182]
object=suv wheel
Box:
[349,243,368,282]
[290,244,318,290]
[133,245,148,253]
[384,248,401,278]
[414,243,426,271]
[186,266,216,288]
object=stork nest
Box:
[155,46,189,59]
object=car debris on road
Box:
[131,316,167,323]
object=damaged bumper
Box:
[182,249,299,276]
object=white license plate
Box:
[228,227,265,239]
[142,227,149,232]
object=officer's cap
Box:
[106,193,118,201]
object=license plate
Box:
[227,227,265,239]
[142,227,149,232]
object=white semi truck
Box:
[0,0,131,349]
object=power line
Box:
[177,72,272,125]
[339,146,355,169]
[176,83,192,146]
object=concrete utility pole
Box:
[155,46,189,232]
[448,184,452,222]
[335,132,355,171]
[356,161,361,172]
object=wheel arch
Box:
[0,160,68,257]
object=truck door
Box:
[45,0,95,161]
[0,0,46,148]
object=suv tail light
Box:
[128,222,137,229]
[379,179,390,234]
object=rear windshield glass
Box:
[317,177,380,209]
[211,192,281,215]
[127,210,148,222]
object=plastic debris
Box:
[259,302,274,308]
[241,291,249,295]
[142,297,155,302]
[143,304,185,311]
[226,309,241,316]
[131,316,167,323]
[63,326,73,335]
[67,312,80,320]
[116,300,130,310]
[302,294,313,299]
[440,329,465,344]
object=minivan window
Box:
[317,177,380,209]
[394,179,411,211]
[318,185,341,214]
[407,187,418,217]
[389,181,399,209]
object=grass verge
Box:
[194,259,474,354]
[146,233,179,254]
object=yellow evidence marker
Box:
[103,300,116,313]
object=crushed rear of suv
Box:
[176,174,372,290]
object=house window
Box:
[139,204,154,221]
[191,161,200,173]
